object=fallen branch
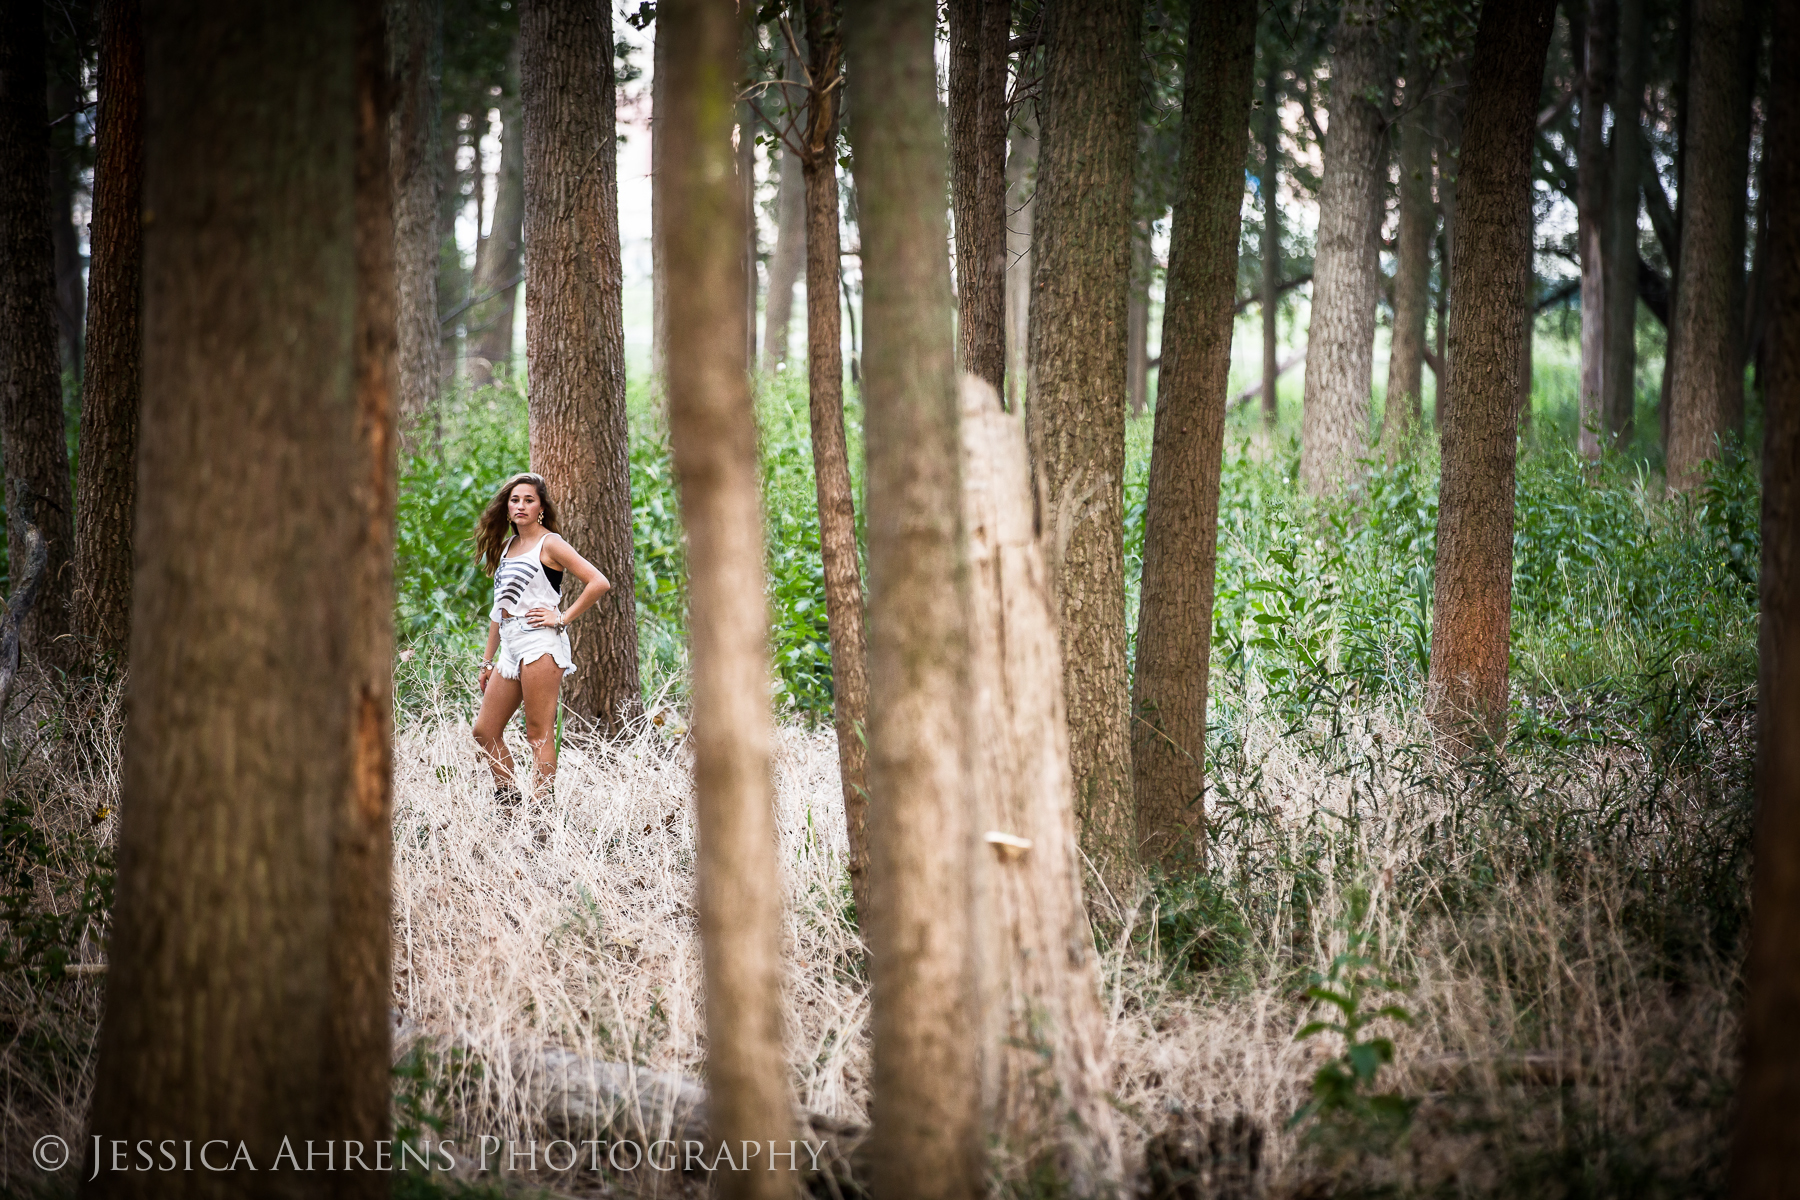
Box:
[1231,272,1313,316]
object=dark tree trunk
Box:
[85,3,393,1192]
[1659,0,1694,451]
[1426,0,1555,744]
[48,69,84,384]
[1300,0,1386,496]
[660,4,795,1195]
[1026,0,1143,898]
[762,40,806,375]
[1261,56,1281,430]
[388,0,442,449]
[1130,0,1253,873]
[521,0,642,733]
[74,0,144,664]
[1434,62,1466,423]
[0,0,76,677]
[469,44,523,387]
[1004,111,1037,408]
[1604,0,1646,442]
[1577,0,1616,459]
[845,0,984,1191]
[948,0,1009,393]
[1382,58,1434,463]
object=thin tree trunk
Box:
[388,0,442,449]
[1434,63,1466,427]
[1604,0,1646,442]
[844,0,984,1192]
[1426,0,1555,745]
[521,0,643,733]
[948,0,1009,394]
[1026,0,1142,900]
[438,106,469,389]
[1577,0,1616,459]
[1659,0,1693,452]
[85,4,392,1191]
[763,68,806,375]
[800,0,870,926]
[1004,112,1037,409]
[652,18,670,382]
[74,0,143,664]
[470,43,524,387]
[1666,0,1751,491]
[1300,0,1386,496]
[0,0,76,678]
[1382,62,1434,464]
[1127,221,1151,417]
[1261,58,1281,430]
[1131,0,1253,873]
[47,69,84,384]
[660,4,794,1194]
[741,95,758,374]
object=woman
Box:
[472,472,611,806]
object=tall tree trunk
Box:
[1604,0,1646,442]
[437,106,469,389]
[1666,0,1751,491]
[1127,221,1151,417]
[74,0,144,664]
[470,44,524,387]
[521,0,643,733]
[844,0,984,1192]
[1730,0,1799,1183]
[1130,0,1253,873]
[1519,203,1536,428]
[1577,0,1616,459]
[1004,112,1037,408]
[660,4,795,1194]
[1026,0,1142,899]
[1382,63,1434,463]
[1434,63,1466,425]
[1426,0,1555,744]
[1300,0,1386,496]
[86,3,394,1192]
[741,95,758,373]
[0,0,76,678]
[388,0,442,449]
[799,0,870,926]
[948,0,1009,394]
[1659,0,1693,451]
[762,88,806,374]
[47,69,84,385]
[652,19,670,383]
[1261,56,1281,430]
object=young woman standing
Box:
[472,473,611,804]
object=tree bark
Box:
[1127,221,1151,417]
[1577,0,1616,459]
[660,5,795,1195]
[1658,0,1693,452]
[1382,60,1434,464]
[388,0,442,451]
[47,68,84,384]
[763,112,805,374]
[1026,0,1142,899]
[469,43,524,387]
[1300,0,1386,496]
[1603,0,1646,442]
[0,0,76,677]
[948,0,1009,394]
[1425,0,1554,744]
[521,0,643,733]
[1004,112,1037,409]
[85,3,393,1192]
[1261,57,1281,430]
[73,0,144,664]
[799,0,871,927]
[844,0,985,1192]
[1434,62,1466,422]
[1130,0,1253,874]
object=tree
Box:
[520,0,642,733]
[659,3,795,1195]
[948,0,1009,394]
[1602,0,1647,442]
[1260,43,1282,430]
[85,4,395,1192]
[1382,43,1436,463]
[1426,0,1555,742]
[1300,0,1387,497]
[0,0,76,678]
[73,0,144,664]
[388,0,442,446]
[469,43,524,386]
[1130,0,1254,872]
[46,18,88,386]
[1576,0,1616,459]
[845,0,985,1191]
[1027,0,1143,898]
[762,37,806,374]
[1004,111,1037,407]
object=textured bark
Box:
[844,0,985,1193]
[652,20,669,381]
[1127,223,1151,417]
[1577,0,1616,459]
[1729,2,1800,1186]
[0,0,76,676]
[84,3,392,1192]
[1261,61,1281,430]
[1603,0,1646,441]
[762,118,805,373]
[1425,0,1554,743]
[521,0,643,733]
[1382,67,1434,464]
[961,377,1118,1185]
[660,5,795,1195]
[1666,0,1752,491]
[1131,0,1252,874]
[800,0,870,926]
[388,0,441,448]
[73,0,144,663]
[48,68,84,383]
[948,0,1009,393]
[469,44,524,387]
[1300,0,1386,496]
[1003,113,1037,408]
[1026,0,1142,898]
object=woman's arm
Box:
[478,620,500,691]
[530,535,611,629]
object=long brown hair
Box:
[474,473,561,574]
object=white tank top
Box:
[491,534,565,622]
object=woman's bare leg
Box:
[473,670,525,789]
[519,654,564,793]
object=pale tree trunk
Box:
[1004,112,1037,408]
[74,0,144,665]
[1127,220,1151,417]
[1382,64,1434,464]
[85,4,394,1194]
[762,133,805,374]
[0,0,76,678]
[1426,0,1554,745]
[948,0,1009,393]
[1577,0,1616,459]
[1603,0,1646,442]
[1300,0,1386,497]
[961,377,1118,1186]
[800,0,871,926]
[660,4,795,1195]
[1026,0,1142,901]
[470,43,524,387]
[521,0,643,734]
[1729,1,1800,1184]
[845,0,985,1192]
[388,0,441,448]
[1131,0,1254,873]
[652,21,669,382]
[1261,58,1281,429]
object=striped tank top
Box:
[491,534,566,622]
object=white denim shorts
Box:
[496,615,576,680]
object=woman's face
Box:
[508,483,544,529]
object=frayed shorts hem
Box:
[496,618,576,680]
